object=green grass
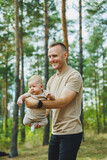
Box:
[0,131,107,160]
[77,131,107,160]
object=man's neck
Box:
[58,64,69,75]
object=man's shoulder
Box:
[68,67,81,77]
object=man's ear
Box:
[64,52,68,60]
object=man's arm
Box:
[25,88,76,109]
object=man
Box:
[25,42,83,160]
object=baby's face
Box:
[28,81,43,95]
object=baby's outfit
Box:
[23,90,48,131]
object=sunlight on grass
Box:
[0,131,107,160]
[77,131,107,160]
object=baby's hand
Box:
[17,98,23,105]
[45,93,51,100]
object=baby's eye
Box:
[53,55,57,57]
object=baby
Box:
[17,75,55,131]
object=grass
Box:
[0,131,107,160]
[77,131,107,160]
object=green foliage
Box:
[83,0,107,134]
[23,42,35,57]
[84,105,96,129]
[85,0,107,26]
[0,1,106,153]
[86,0,106,15]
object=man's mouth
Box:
[52,63,57,66]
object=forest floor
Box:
[0,131,107,160]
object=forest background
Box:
[0,0,107,159]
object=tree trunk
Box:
[1,80,5,134]
[61,0,69,55]
[9,0,20,157]
[43,0,49,146]
[102,51,106,132]
[20,0,25,142]
[79,0,83,76]
[79,0,84,139]
[94,68,100,134]
[5,52,8,137]
[98,80,101,132]
[44,0,49,88]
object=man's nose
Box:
[50,57,54,62]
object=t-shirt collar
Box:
[56,66,70,76]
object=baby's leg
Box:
[23,114,32,125]
[38,117,48,126]
[31,117,48,132]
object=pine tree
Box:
[10,0,20,157]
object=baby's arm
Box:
[17,93,30,105]
[46,93,55,100]
[45,109,50,117]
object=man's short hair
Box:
[49,42,67,52]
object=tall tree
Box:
[5,51,8,137]
[102,47,106,132]
[79,0,84,138]
[84,0,107,133]
[84,25,106,133]
[61,0,69,54]
[0,24,15,137]
[1,80,5,134]
[19,0,25,142]
[79,0,83,76]
[10,0,20,157]
[43,0,49,146]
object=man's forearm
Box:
[25,90,76,109]
[42,99,65,109]
[25,97,65,109]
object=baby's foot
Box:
[31,123,35,132]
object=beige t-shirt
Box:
[47,66,83,135]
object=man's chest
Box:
[50,76,67,98]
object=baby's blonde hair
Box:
[28,75,43,85]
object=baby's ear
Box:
[41,84,43,89]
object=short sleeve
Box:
[65,73,82,93]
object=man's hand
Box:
[34,123,41,128]
[25,97,38,108]
[29,123,41,129]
